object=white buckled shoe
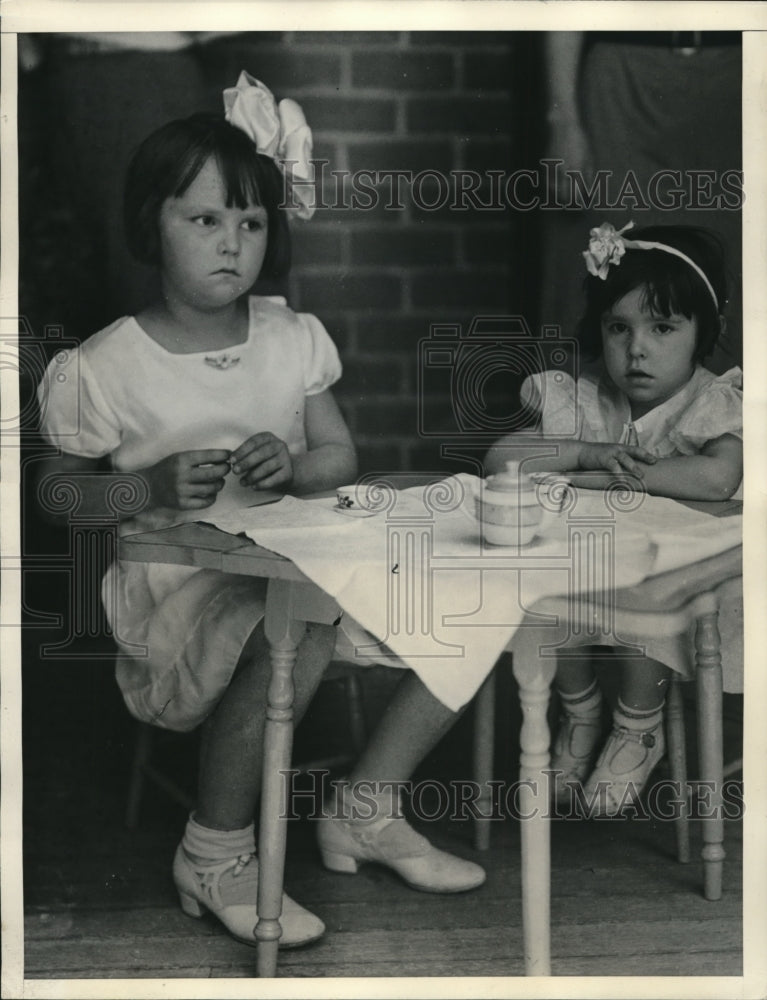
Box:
[582,720,666,817]
[316,789,485,894]
[173,845,325,948]
[550,712,604,803]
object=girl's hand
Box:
[577,443,657,478]
[231,433,294,491]
[143,449,231,510]
[545,118,594,202]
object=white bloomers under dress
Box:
[38,296,342,730]
[520,363,744,691]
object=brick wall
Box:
[20,30,545,478]
[213,31,544,475]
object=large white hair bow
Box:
[223,71,315,220]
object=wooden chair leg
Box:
[126,664,368,834]
[343,672,367,755]
[472,668,497,851]
[125,722,195,829]
[125,722,153,830]
[695,609,725,901]
[664,677,690,863]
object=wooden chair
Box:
[125,657,501,840]
[472,664,716,865]
[125,661,369,829]
[509,543,741,975]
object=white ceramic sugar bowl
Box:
[474,462,568,546]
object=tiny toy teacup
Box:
[336,485,361,510]
[474,462,568,546]
[335,484,378,517]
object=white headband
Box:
[583,221,719,310]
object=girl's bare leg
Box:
[550,648,603,797]
[347,670,461,785]
[618,654,671,710]
[554,652,597,696]
[174,621,336,948]
[317,669,486,893]
[195,621,337,830]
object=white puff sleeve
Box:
[37,348,121,457]
[669,368,743,453]
[296,312,343,395]
[520,371,581,437]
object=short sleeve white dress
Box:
[521,363,743,461]
[38,296,342,729]
[520,362,744,690]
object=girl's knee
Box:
[303,621,338,660]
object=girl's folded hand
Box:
[144,449,231,510]
[577,442,657,478]
[231,432,294,490]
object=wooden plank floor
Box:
[20,645,743,981]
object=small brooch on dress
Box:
[204,354,241,370]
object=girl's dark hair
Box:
[124,113,291,279]
[577,225,728,363]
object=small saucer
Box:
[333,504,378,518]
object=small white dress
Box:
[38,296,342,729]
[521,363,744,691]
[521,363,743,461]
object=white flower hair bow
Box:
[582,219,719,307]
[582,221,634,279]
[223,71,315,220]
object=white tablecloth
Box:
[205,476,742,710]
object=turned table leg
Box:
[473,668,497,851]
[256,579,306,977]
[665,677,691,864]
[511,628,557,976]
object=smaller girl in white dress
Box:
[38,74,484,953]
[487,222,742,815]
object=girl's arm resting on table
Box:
[489,431,740,499]
[231,389,357,494]
[485,432,657,479]
[485,431,578,474]
[592,434,742,501]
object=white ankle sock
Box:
[559,679,602,718]
[182,814,255,861]
[615,698,663,732]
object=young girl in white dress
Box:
[38,75,483,951]
[487,222,742,815]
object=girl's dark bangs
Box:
[171,141,210,199]
[639,275,694,320]
[605,252,696,320]
[217,148,265,209]
[166,124,266,207]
